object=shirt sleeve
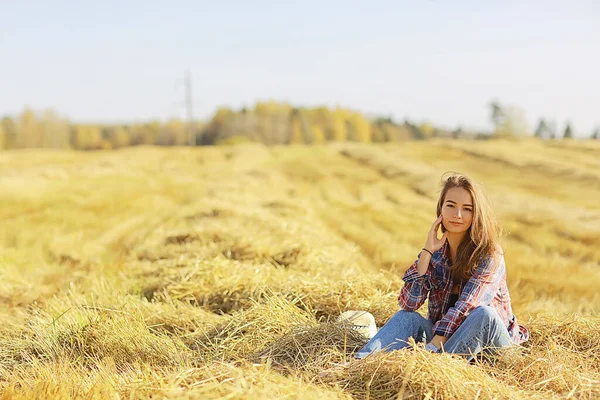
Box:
[432,252,504,338]
[398,251,432,312]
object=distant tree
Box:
[389,123,413,141]
[493,106,529,137]
[350,113,372,143]
[1,116,18,149]
[129,121,160,145]
[155,123,171,146]
[289,108,315,144]
[591,128,599,140]
[73,125,102,150]
[432,128,452,138]
[312,125,325,144]
[190,121,205,145]
[452,126,463,139]
[20,108,39,148]
[251,101,292,144]
[290,111,304,145]
[272,103,292,145]
[331,108,347,141]
[419,122,435,139]
[108,126,131,148]
[534,119,550,138]
[310,106,331,125]
[546,120,557,139]
[563,123,573,139]
[489,101,504,127]
[345,117,357,141]
[405,120,424,140]
[147,120,162,144]
[165,118,187,145]
[200,107,235,145]
[373,119,394,141]
[297,109,314,143]
[254,102,271,143]
[39,109,70,149]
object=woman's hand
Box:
[424,215,448,253]
[427,335,448,351]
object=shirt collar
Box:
[441,238,451,262]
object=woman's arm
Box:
[399,215,449,312]
[398,250,433,311]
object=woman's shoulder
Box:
[486,244,505,259]
[476,244,506,269]
[493,244,505,260]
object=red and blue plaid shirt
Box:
[398,240,529,344]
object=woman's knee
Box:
[471,305,497,318]
[390,310,430,330]
[468,305,501,325]
[393,310,423,321]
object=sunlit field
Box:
[0,138,599,399]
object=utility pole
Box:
[185,70,194,146]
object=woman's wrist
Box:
[421,247,434,257]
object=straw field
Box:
[0,138,599,399]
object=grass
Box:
[0,138,599,399]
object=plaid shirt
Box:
[398,241,529,344]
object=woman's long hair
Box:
[436,173,502,282]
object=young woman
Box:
[355,173,529,361]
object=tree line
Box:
[489,101,599,140]
[1,101,598,150]
[0,108,201,150]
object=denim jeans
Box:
[355,306,513,362]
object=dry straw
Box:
[1,142,599,399]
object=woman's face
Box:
[441,187,473,234]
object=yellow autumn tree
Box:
[254,102,271,143]
[19,108,39,148]
[371,123,386,142]
[272,103,292,144]
[308,107,332,140]
[298,110,314,143]
[0,123,5,149]
[331,108,347,142]
[349,113,372,143]
[290,111,304,144]
[254,101,292,144]
[73,125,102,150]
[39,109,70,148]
[1,117,18,149]
[165,118,187,145]
[212,107,235,141]
[109,127,130,148]
[312,125,325,144]
[419,122,435,139]
[146,120,162,145]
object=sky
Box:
[1,0,599,136]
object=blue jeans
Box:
[355,306,513,362]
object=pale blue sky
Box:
[1,1,599,136]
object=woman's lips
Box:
[449,221,462,226]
